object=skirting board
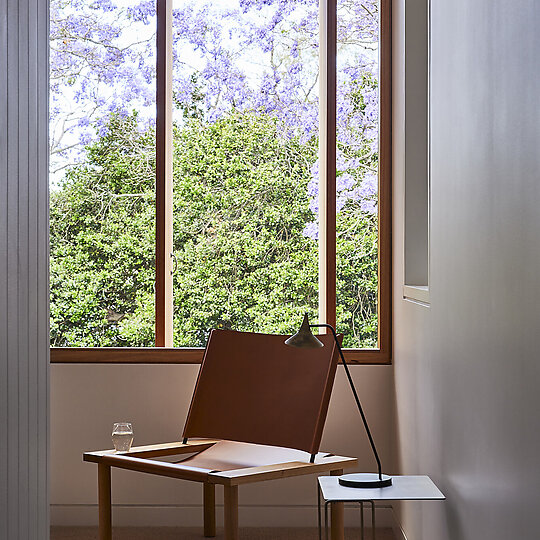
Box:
[51,504,398,529]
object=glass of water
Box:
[112,422,134,452]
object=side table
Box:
[317,475,445,540]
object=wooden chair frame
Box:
[84,439,357,540]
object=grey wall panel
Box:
[0,1,8,537]
[393,1,540,539]
[0,0,50,539]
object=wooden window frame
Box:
[50,0,392,365]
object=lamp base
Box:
[338,473,392,488]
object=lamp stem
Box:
[311,323,383,481]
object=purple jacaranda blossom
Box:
[303,221,319,240]
[50,0,156,173]
[127,1,156,24]
[51,0,381,226]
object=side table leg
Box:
[98,464,112,540]
[359,502,364,540]
[203,483,216,537]
[224,485,239,540]
[330,469,344,540]
[325,502,330,540]
[318,483,322,540]
[370,501,376,540]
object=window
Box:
[402,0,429,306]
[50,0,391,364]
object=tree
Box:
[50,113,156,346]
[51,111,378,348]
[171,113,319,345]
[50,0,379,175]
[50,113,319,347]
[50,0,155,174]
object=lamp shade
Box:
[285,314,324,348]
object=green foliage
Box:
[50,114,156,346]
[50,112,378,348]
[336,72,379,348]
[337,208,378,348]
[171,113,319,345]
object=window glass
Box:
[49,0,383,351]
[49,0,157,346]
[170,0,320,346]
[336,0,379,348]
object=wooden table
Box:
[83,440,357,540]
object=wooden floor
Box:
[51,527,396,539]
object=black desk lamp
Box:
[285,314,392,488]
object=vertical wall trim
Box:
[0,1,8,538]
[39,0,51,535]
[0,0,50,539]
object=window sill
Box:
[50,347,204,364]
[50,346,391,365]
[403,285,430,305]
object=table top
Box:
[318,475,445,502]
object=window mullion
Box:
[155,0,174,347]
[318,0,337,330]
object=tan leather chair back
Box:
[182,329,340,455]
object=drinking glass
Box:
[111,422,134,452]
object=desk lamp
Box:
[285,314,392,488]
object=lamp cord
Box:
[311,323,383,481]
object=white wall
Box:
[50,364,396,527]
[393,0,540,539]
[0,0,50,538]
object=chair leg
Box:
[223,485,239,540]
[330,469,344,540]
[98,464,112,540]
[203,483,216,537]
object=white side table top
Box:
[318,475,445,502]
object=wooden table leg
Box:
[223,485,239,540]
[204,483,216,537]
[330,469,344,540]
[98,464,112,540]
